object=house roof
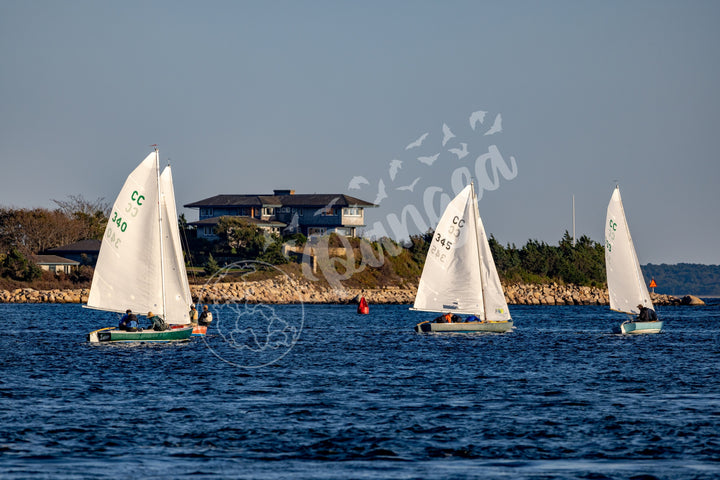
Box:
[184,193,376,209]
[46,239,101,254]
[32,255,80,266]
[189,216,286,228]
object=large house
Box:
[184,189,376,240]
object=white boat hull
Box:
[620,320,664,334]
[415,320,514,333]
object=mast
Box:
[154,146,167,319]
[470,180,487,321]
[572,194,576,247]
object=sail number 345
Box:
[430,215,465,261]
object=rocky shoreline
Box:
[0,278,705,306]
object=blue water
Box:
[1,301,719,479]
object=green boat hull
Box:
[87,326,193,343]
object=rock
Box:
[681,295,705,306]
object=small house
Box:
[32,255,80,274]
[45,239,101,266]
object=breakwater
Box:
[0,278,703,306]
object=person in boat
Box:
[434,312,461,323]
[118,310,139,332]
[189,304,198,326]
[466,315,480,323]
[198,305,213,327]
[147,311,169,331]
[637,304,658,322]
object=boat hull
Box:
[415,320,514,333]
[192,325,207,336]
[87,326,193,343]
[620,320,664,334]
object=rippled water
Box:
[1,301,719,479]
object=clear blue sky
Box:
[1,0,718,264]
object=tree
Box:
[259,237,289,265]
[214,217,265,258]
[0,207,86,256]
[52,194,110,240]
[1,247,41,281]
[203,254,219,276]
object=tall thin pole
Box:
[572,194,576,247]
[470,180,487,321]
[154,146,167,320]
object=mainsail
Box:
[413,184,510,321]
[605,186,652,315]
[87,151,190,324]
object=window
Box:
[262,207,274,216]
[320,208,336,216]
[343,207,361,216]
[200,208,214,217]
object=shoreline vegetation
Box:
[0,276,705,306]
[1,204,715,306]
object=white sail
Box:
[413,185,485,316]
[88,151,190,324]
[159,166,191,325]
[475,205,511,321]
[87,152,164,314]
[605,186,653,314]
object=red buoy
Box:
[357,296,369,314]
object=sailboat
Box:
[604,185,663,334]
[86,148,194,342]
[412,183,513,333]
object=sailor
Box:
[118,309,139,331]
[637,304,658,322]
[198,305,213,326]
[189,304,198,325]
[147,311,168,331]
[434,312,457,323]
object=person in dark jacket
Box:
[118,310,139,331]
[198,305,213,327]
[637,304,658,322]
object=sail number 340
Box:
[106,190,145,249]
[430,215,465,260]
[111,190,144,232]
